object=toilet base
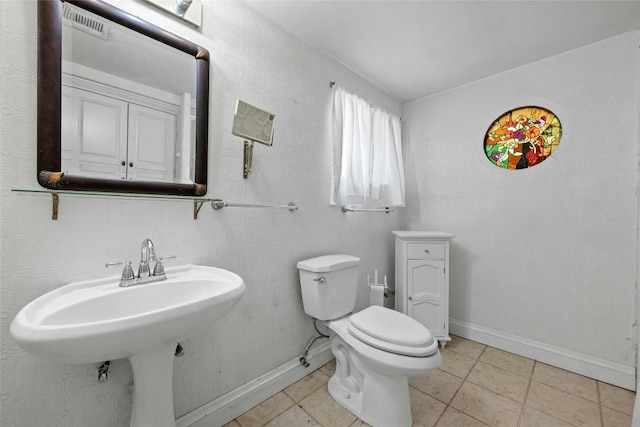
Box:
[327,376,363,421]
[327,334,424,427]
[327,369,412,427]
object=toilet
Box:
[297,254,441,427]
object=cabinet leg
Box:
[439,340,446,349]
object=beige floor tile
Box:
[526,381,600,427]
[262,405,321,427]
[436,407,489,426]
[601,406,633,427]
[466,361,530,403]
[236,391,295,427]
[478,347,534,378]
[450,381,522,426]
[409,387,447,427]
[439,348,477,379]
[532,363,598,403]
[447,336,486,359]
[599,382,636,416]
[284,369,330,402]
[519,407,574,427]
[233,341,638,427]
[410,368,464,404]
[320,360,336,377]
[299,386,357,427]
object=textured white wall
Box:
[403,32,638,371]
[0,1,403,426]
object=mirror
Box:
[231,100,275,179]
[232,100,275,147]
[38,0,209,196]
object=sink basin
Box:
[11,264,246,363]
[10,264,246,427]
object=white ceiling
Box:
[244,1,640,103]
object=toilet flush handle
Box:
[314,277,326,284]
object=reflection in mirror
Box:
[38,0,210,196]
[62,3,197,184]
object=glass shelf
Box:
[10,189,298,220]
[11,188,217,220]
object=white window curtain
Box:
[330,86,405,208]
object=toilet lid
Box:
[348,306,437,357]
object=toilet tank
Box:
[297,254,360,321]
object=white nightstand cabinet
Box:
[393,231,455,348]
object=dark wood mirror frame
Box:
[37,0,209,196]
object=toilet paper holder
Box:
[367,270,395,298]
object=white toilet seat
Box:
[347,306,438,357]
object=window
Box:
[484,106,562,170]
[330,86,405,208]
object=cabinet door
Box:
[407,259,445,338]
[62,86,128,179]
[127,104,176,182]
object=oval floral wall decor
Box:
[484,106,562,169]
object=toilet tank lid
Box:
[297,254,360,272]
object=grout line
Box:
[518,360,536,426]
[295,377,333,427]
[597,381,604,427]
[430,342,489,426]
[408,384,448,426]
[262,402,295,427]
[303,399,325,427]
[238,392,296,427]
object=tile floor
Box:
[224,336,636,427]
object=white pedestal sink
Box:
[10,264,246,427]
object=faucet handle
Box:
[138,261,151,278]
[153,255,176,276]
[105,261,123,268]
[106,261,135,282]
[121,261,135,281]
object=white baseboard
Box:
[176,341,334,427]
[450,318,636,391]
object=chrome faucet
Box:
[106,239,176,287]
[138,238,157,278]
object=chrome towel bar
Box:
[211,200,298,211]
[341,205,395,213]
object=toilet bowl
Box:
[326,308,441,427]
[297,255,441,427]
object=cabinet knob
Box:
[129,162,134,167]
[425,249,430,253]
[121,161,126,166]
